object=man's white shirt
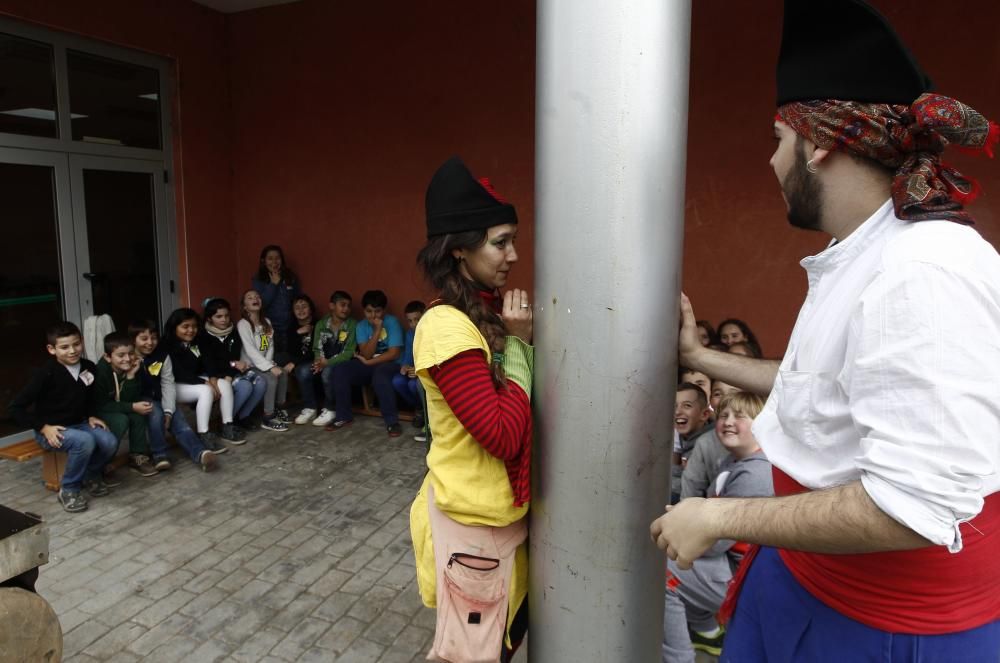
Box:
[753,199,1000,552]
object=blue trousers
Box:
[722,546,1000,662]
[329,359,399,426]
[391,373,421,411]
[294,361,322,410]
[34,422,118,492]
[147,400,207,463]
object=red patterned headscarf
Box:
[778,94,998,224]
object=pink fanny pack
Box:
[426,485,527,663]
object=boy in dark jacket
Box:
[94,331,158,477]
[9,321,118,512]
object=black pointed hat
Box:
[425,157,518,238]
[776,0,933,106]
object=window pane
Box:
[68,50,161,149]
[0,162,63,439]
[83,169,159,331]
[0,33,58,139]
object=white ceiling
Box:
[191,0,302,14]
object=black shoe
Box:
[153,456,172,471]
[689,626,725,657]
[387,423,403,438]
[261,416,289,432]
[101,471,123,488]
[274,408,291,424]
[200,431,228,454]
[412,414,425,429]
[221,423,247,445]
[84,478,112,497]
[58,489,88,513]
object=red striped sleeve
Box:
[428,349,531,462]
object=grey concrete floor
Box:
[2,415,445,662]
[1,415,714,663]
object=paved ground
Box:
[1,415,715,663]
[1,415,450,662]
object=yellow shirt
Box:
[409,305,529,637]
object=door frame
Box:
[68,154,177,326]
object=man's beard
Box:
[784,149,824,231]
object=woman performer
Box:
[410,156,533,663]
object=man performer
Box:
[651,0,1000,659]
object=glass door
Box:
[68,156,172,333]
[0,148,74,441]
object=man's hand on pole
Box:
[678,292,704,369]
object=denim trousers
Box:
[34,422,118,492]
[147,400,207,463]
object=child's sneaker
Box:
[413,413,425,429]
[414,432,427,443]
[387,423,403,438]
[199,449,218,472]
[200,431,228,454]
[689,626,725,657]
[130,454,158,477]
[313,408,334,427]
[221,423,247,445]
[294,408,317,425]
[84,478,112,497]
[58,489,88,513]
[274,408,291,423]
[261,416,289,432]
[154,456,172,471]
[324,418,353,432]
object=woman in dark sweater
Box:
[250,245,301,360]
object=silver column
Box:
[531,0,691,660]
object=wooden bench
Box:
[356,385,415,422]
[0,437,129,492]
[0,439,66,492]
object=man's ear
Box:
[806,143,830,164]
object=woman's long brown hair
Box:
[417,230,508,388]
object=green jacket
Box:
[312,316,358,368]
[94,357,144,415]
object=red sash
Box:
[721,468,1000,633]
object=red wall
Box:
[0,0,235,309]
[684,0,1000,356]
[2,0,996,356]
[226,0,536,318]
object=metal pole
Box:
[531,1,691,660]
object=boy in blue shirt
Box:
[393,300,426,435]
[327,289,405,436]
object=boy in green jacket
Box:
[310,290,358,427]
[94,331,158,477]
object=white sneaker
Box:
[295,408,317,425]
[312,408,334,426]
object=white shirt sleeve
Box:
[848,260,1000,552]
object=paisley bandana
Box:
[778,93,998,224]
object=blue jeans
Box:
[147,401,207,463]
[330,359,399,426]
[722,546,1000,662]
[391,373,421,411]
[34,422,118,492]
[295,361,321,410]
[234,374,266,420]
